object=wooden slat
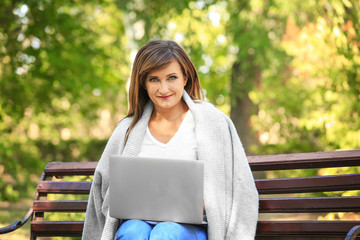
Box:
[42,150,360,175]
[41,150,360,175]
[256,221,360,236]
[45,161,97,176]
[33,200,87,212]
[248,149,360,171]
[37,181,91,194]
[31,221,360,237]
[33,197,360,213]
[260,197,360,213]
[256,174,360,194]
[31,221,83,236]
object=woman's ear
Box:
[183,76,188,87]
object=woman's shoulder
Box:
[194,99,216,110]
[112,116,133,134]
[194,100,229,120]
[118,116,133,126]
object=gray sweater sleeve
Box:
[82,119,130,240]
[224,115,259,239]
[82,168,106,239]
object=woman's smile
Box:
[157,94,174,100]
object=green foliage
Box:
[0,0,127,201]
[0,137,106,201]
[250,0,360,153]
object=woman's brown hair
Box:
[124,40,204,144]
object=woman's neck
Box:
[151,100,189,122]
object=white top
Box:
[139,110,197,161]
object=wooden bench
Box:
[1,149,360,239]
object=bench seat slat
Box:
[256,174,360,194]
[37,181,91,194]
[257,221,360,236]
[44,162,97,176]
[31,221,83,236]
[260,197,360,213]
[33,200,87,212]
[249,149,360,171]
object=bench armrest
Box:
[0,208,33,234]
[345,225,360,240]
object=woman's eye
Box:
[149,78,158,82]
[169,76,177,80]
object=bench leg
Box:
[30,232,36,240]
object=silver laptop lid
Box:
[109,156,204,224]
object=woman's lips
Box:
[157,94,173,100]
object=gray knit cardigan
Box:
[82,91,259,240]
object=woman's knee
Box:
[150,222,207,240]
[115,220,152,240]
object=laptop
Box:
[109,156,204,225]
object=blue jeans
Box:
[115,219,207,240]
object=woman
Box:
[83,40,259,240]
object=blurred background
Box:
[0,0,359,238]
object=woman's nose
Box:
[159,82,169,94]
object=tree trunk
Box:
[230,58,260,155]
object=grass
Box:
[0,200,31,240]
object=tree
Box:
[250,0,360,153]
[0,0,128,200]
[1,0,359,201]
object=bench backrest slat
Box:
[256,174,360,194]
[44,161,98,176]
[31,221,84,237]
[248,149,360,171]
[37,181,91,194]
[260,197,360,213]
[257,221,360,236]
[33,200,87,212]
[31,221,360,237]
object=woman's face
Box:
[144,60,188,113]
